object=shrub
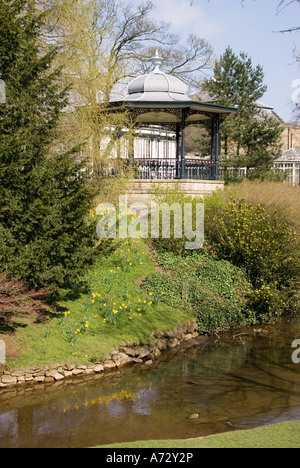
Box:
[142,254,252,335]
[195,258,251,302]
[155,250,211,271]
[0,273,50,331]
[193,258,251,333]
[194,294,244,335]
[142,273,183,310]
[205,196,299,289]
[204,182,300,316]
[223,180,300,242]
[151,186,204,256]
[244,285,285,322]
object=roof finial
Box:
[151,49,163,71]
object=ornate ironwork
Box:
[134,159,217,181]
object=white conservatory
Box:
[274,148,300,186]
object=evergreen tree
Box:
[0,0,98,298]
[203,47,283,178]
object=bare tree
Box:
[135,35,214,92]
[36,0,214,171]
[276,0,300,32]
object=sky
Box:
[130,0,300,123]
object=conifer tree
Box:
[0,0,98,298]
[203,47,283,179]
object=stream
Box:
[0,316,300,448]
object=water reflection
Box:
[0,317,300,448]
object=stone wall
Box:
[0,320,199,389]
[125,179,224,206]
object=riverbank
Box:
[0,224,298,388]
[0,319,201,388]
[96,421,300,448]
[0,239,195,373]
[1,316,299,448]
[0,231,255,381]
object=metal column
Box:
[215,114,220,181]
[180,109,187,179]
[176,123,180,179]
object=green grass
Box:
[2,239,194,370]
[95,421,300,448]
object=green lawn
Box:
[2,239,194,370]
[96,421,300,449]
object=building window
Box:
[161,140,168,159]
[157,139,172,159]
[145,139,151,159]
[134,138,151,159]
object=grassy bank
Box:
[1,236,256,371]
[1,239,194,370]
[96,421,300,448]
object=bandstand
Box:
[106,51,237,182]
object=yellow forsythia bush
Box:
[205,197,299,288]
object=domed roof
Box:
[124,51,191,103]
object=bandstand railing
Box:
[135,159,218,181]
[93,158,219,181]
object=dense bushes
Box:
[204,185,300,312]
[146,181,300,330]
[203,186,300,319]
[205,197,299,287]
[143,252,252,334]
[221,180,300,242]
